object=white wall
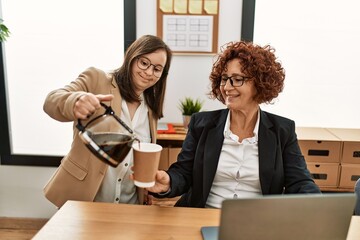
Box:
[0,0,124,218]
[255,0,360,129]
[0,166,57,218]
[2,0,124,156]
[0,0,242,218]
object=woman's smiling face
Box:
[131,49,167,96]
[220,58,258,111]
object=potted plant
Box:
[178,97,203,130]
[0,19,10,42]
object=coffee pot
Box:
[76,103,138,167]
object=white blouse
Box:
[206,110,262,208]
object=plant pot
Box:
[182,115,191,131]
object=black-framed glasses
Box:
[220,75,251,87]
[137,57,164,78]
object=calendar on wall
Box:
[157,0,219,54]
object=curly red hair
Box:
[209,41,285,104]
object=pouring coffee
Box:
[76,103,138,167]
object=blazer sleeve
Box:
[43,67,102,122]
[169,119,200,198]
[152,114,200,199]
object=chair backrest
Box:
[355,178,360,215]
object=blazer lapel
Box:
[258,110,277,194]
[203,109,228,198]
[110,77,122,115]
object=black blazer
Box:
[158,108,321,208]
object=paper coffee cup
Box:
[132,143,162,188]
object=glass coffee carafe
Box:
[76,103,138,167]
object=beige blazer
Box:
[43,67,158,208]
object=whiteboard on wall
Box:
[254,0,360,128]
[2,0,124,156]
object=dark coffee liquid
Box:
[84,132,133,167]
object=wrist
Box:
[158,187,171,196]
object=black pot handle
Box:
[76,102,133,134]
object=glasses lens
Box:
[220,75,248,87]
[152,65,164,78]
[137,57,164,78]
[220,76,228,85]
[231,76,245,87]
[137,57,150,70]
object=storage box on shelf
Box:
[327,128,360,189]
[296,127,342,163]
[159,147,169,170]
[296,127,342,190]
[327,128,360,164]
[306,163,340,187]
[158,147,181,170]
[339,164,360,188]
[157,123,186,170]
[168,147,181,166]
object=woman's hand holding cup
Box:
[129,169,170,193]
[145,170,171,193]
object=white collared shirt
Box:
[94,95,151,204]
[206,110,262,208]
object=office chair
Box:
[355,178,360,215]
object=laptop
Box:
[201,193,356,240]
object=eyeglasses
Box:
[136,57,164,78]
[220,75,251,87]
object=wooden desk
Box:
[348,216,360,240]
[33,201,220,240]
[157,123,186,142]
[33,201,359,240]
[157,133,186,141]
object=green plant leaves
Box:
[0,19,11,42]
[178,97,203,115]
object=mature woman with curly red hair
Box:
[149,41,321,208]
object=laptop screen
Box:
[202,193,356,240]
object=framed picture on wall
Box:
[157,0,219,54]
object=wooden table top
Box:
[33,200,360,240]
[33,201,220,240]
[347,215,360,240]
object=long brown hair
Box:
[113,35,172,119]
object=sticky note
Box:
[189,0,202,14]
[160,0,173,13]
[204,0,218,14]
[174,0,188,14]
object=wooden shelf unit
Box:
[157,125,359,193]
